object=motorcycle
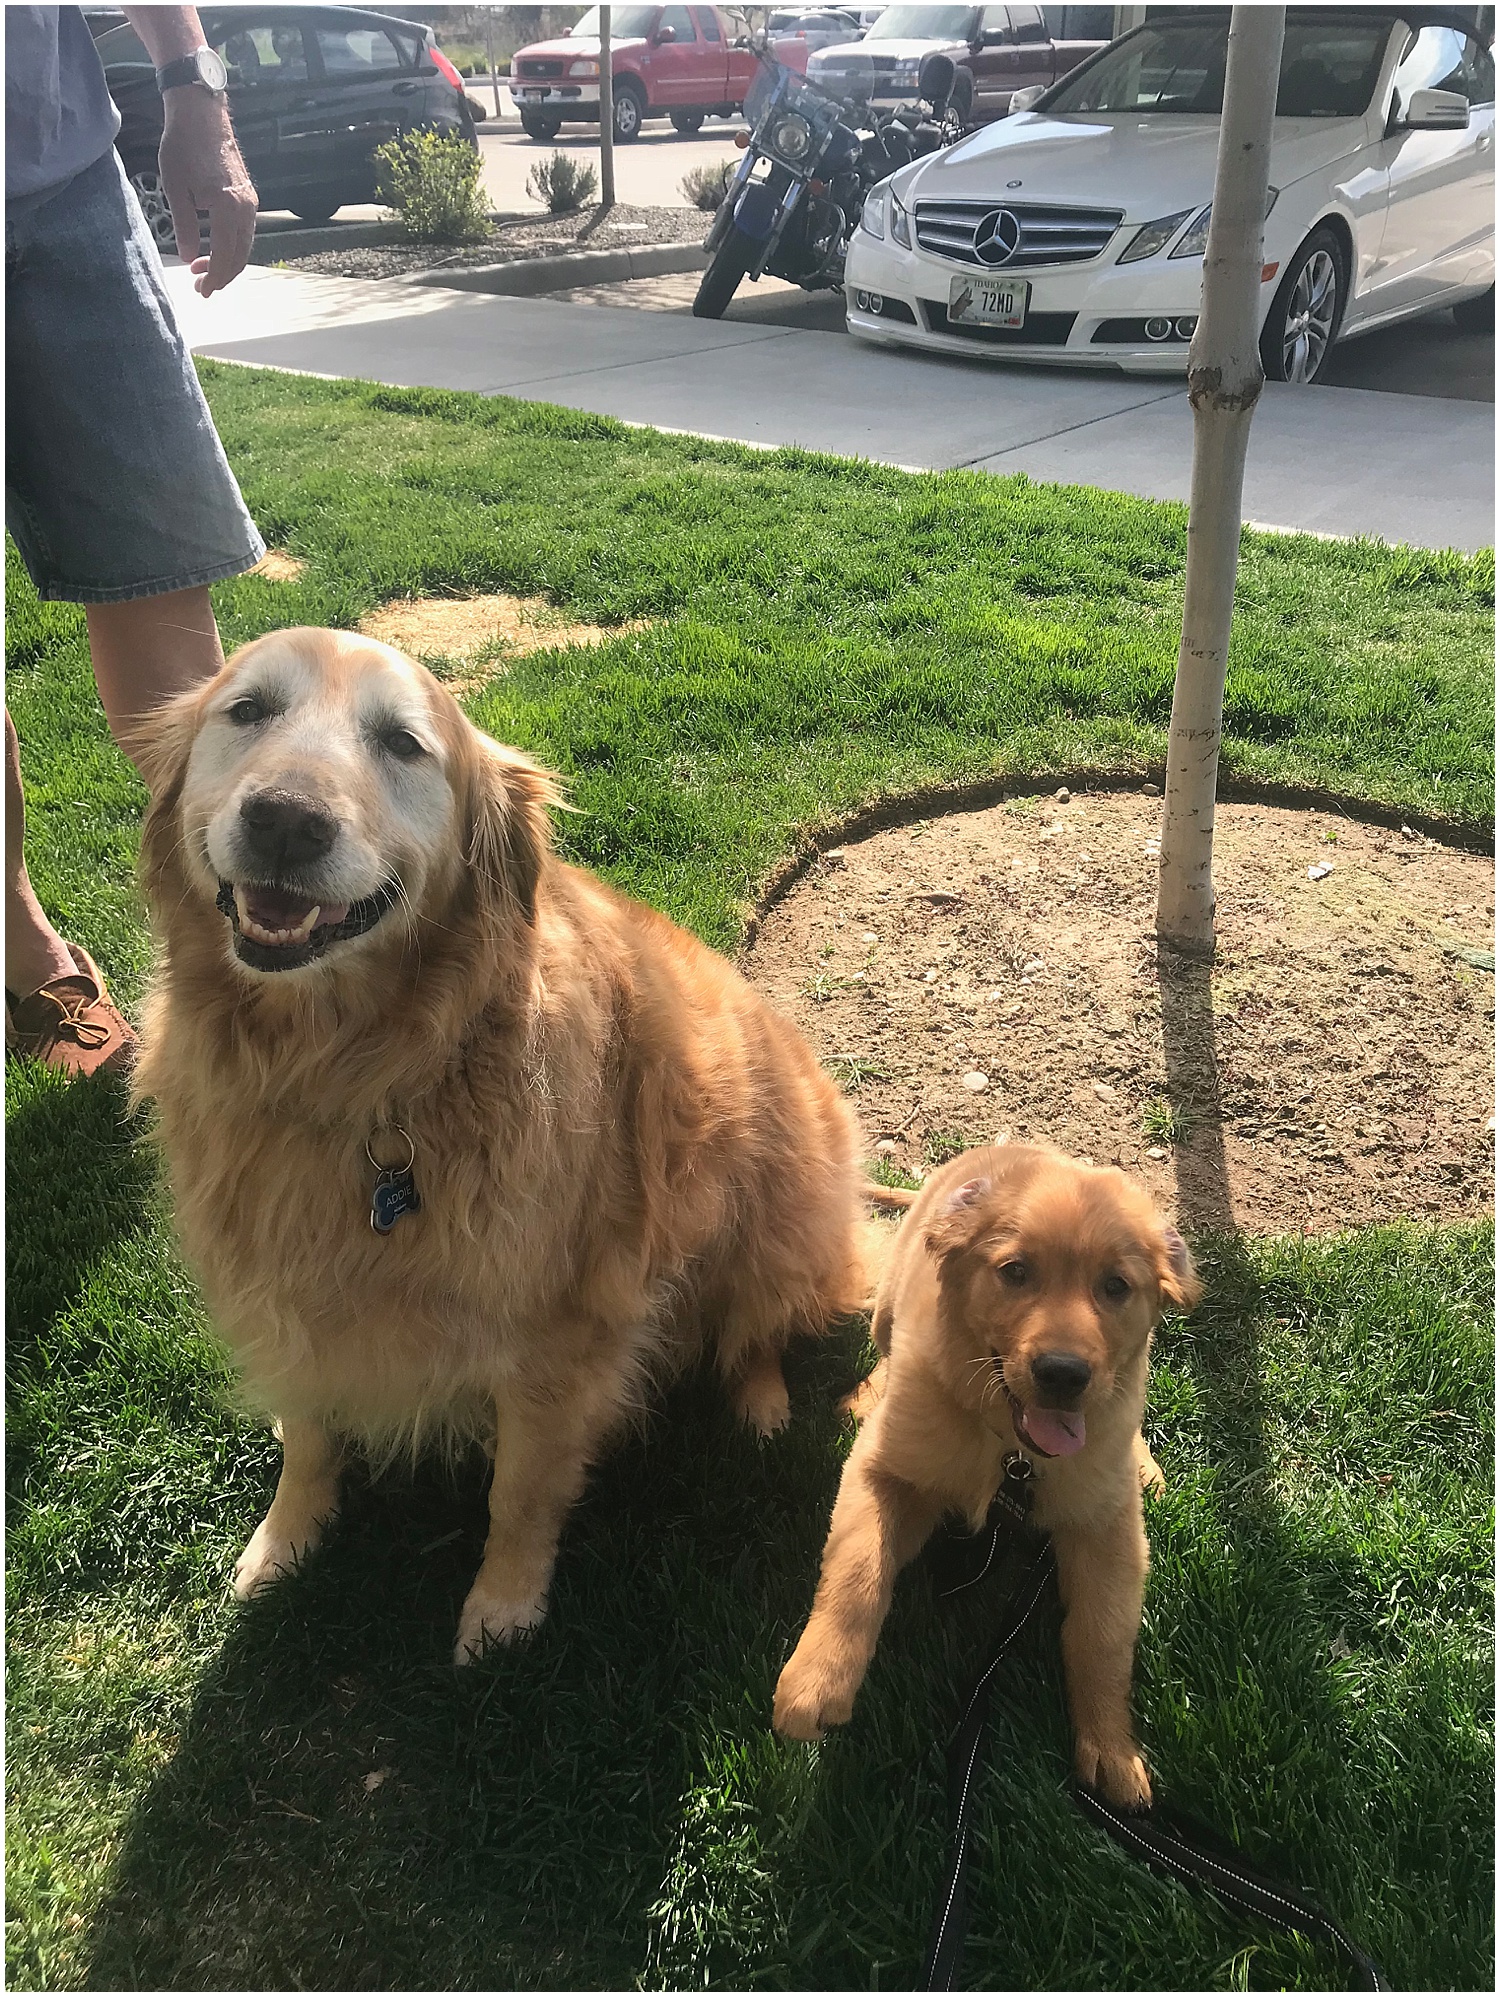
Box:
[693,46,959,322]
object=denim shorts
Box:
[5,148,264,603]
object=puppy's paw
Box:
[453,1584,547,1666]
[772,1641,860,1742]
[232,1509,328,1601]
[1076,1737,1152,1811]
[1137,1446,1166,1499]
[838,1361,887,1423]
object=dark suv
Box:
[92,6,475,241]
[807,3,1114,125]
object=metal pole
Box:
[599,4,615,210]
[485,7,500,120]
[1155,5,1285,958]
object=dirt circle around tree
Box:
[741,788,1495,1236]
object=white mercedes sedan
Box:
[844,7,1495,379]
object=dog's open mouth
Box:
[1004,1384,1087,1459]
[216,878,400,972]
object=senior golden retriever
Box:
[772,1144,1201,1807]
[132,626,867,1661]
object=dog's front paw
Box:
[453,1583,548,1665]
[1076,1736,1152,1811]
[772,1638,860,1741]
[233,1510,327,1600]
[1137,1444,1166,1498]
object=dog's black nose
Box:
[1031,1351,1092,1402]
[239,789,338,872]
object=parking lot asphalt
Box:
[172,260,1492,552]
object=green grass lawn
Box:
[6,366,1494,1990]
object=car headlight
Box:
[568,58,599,76]
[772,113,813,160]
[861,185,885,238]
[1117,209,1193,264]
[890,193,911,249]
[1169,186,1279,261]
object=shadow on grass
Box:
[67,1274,1486,1992]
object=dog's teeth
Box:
[288,904,321,942]
[234,885,251,930]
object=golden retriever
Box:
[772,1144,1201,1807]
[132,627,867,1661]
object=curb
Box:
[404,239,708,295]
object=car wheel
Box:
[1260,227,1345,384]
[613,81,646,142]
[290,195,341,225]
[670,109,705,134]
[1453,285,1495,333]
[950,72,974,126]
[521,112,563,142]
[128,167,179,254]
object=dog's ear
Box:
[135,683,207,908]
[923,1175,991,1259]
[1155,1225,1203,1312]
[463,734,561,927]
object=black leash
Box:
[920,1454,1391,1993]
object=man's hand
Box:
[119,7,258,294]
[159,87,259,296]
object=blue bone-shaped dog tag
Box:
[371,1167,420,1234]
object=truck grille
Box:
[516,58,564,77]
[913,200,1123,270]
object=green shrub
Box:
[680,159,735,212]
[373,129,490,243]
[526,150,598,215]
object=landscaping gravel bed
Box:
[282,204,709,279]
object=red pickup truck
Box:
[512,3,756,143]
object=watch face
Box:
[197,47,229,90]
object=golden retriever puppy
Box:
[132,627,867,1662]
[773,1145,1200,1807]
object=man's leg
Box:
[5,709,76,998]
[85,583,223,759]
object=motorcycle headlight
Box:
[861,185,885,239]
[1117,209,1193,264]
[1169,186,1278,261]
[772,113,813,161]
[890,193,911,249]
[568,58,599,77]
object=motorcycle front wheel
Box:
[692,226,757,320]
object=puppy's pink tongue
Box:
[1022,1407,1087,1457]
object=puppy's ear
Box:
[1156,1226,1203,1312]
[923,1175,991,1259]
[135,683,207,908]
[463,735,561,926]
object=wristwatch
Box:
[155,47,229,95]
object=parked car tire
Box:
[127,167,179,254]
[613,78,647,142]
[1453,285,1495,333]
[950,70,974,125]
[670,109,705,134]
[692,224,755,318]
[290,195,342,225]
[521,111,564,142]
[1259,226,1346,384]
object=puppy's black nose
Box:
[239,789,337,872]
[1031,1351,1092,1403]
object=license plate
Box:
[948,273,1029,328]
[519,87,548,98]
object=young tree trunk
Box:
[485,10,500,120]
[599,5,616,212]
[1155,5,1285,957]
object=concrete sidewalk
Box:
[173,265,1493,551]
